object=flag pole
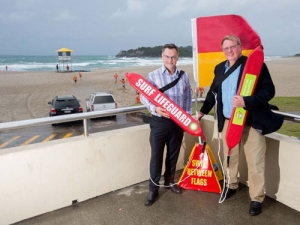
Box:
[191,18,198,112]
[191,18,202,144]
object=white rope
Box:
[149,146,204,187]
[210,91,231,203]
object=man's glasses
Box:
[222,44,239,52]
[163,54,178,60]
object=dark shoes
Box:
[164,182,182,194]
[221,187,237,200]
[249,201,262,216]
[221,187,262,215]
[144,191,159,206]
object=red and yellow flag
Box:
[191,14,261,87]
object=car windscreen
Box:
[94,96,115,104]
[54,99,80,108]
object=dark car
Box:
[48,95,83,117]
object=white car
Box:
[86,92,117,118]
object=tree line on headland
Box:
[116,46,300,58]
[116,46,192,58]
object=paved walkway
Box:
[14,171,300,225]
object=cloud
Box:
[4,12,26,22]
[52,10,76,22]
[1,0,300,55]
[127,0,144,12]
[160,0,189,18]
[109,0,145,19]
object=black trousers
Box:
[149,115,184,192]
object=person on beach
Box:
[79,72,82,80]
[196,35,284,216]
[66,65,69,71]
[121,78,125,91]
[114,73,118,83]
[197,86,205,97]
[136,92,141,104]
[140,43,192,206]
[6,65,8,71]
[73,75,78,84]
[56,64,59,71]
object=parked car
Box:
[48,95,83,117]
[86,92,117,118]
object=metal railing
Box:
[0,104,299,137]
[271,110,300,122]
[0,106,147,137]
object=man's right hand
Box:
[155,106,170,119]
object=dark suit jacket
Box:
[200,55,284,135]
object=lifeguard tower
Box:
[56,47,74,72]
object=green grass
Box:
[277,123,300,138]
[269,97,300,112]
[268,97,300,138]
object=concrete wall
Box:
[0,117,300,224]
[200,116,300,212]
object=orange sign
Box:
[178,143,222,193]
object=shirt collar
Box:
[225,61,230,70]
[161,65,179,76]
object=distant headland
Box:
[116,46,192,58]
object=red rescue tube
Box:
[126,73,203,136]
[226,45,264,151]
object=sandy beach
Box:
[0,57,299,123]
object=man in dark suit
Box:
[197,35,284,216]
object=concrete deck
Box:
[14,171,300,225]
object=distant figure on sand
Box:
[196,86,205,97]
[73,75,78,84]
[66,65,70,71]
[114,73,118,83]
[79,72,82,80]
[136,92,141,103]
[6,65,8,71]
[56,64,59,71]
[121,78,126,91]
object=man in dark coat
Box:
[197,35,284,216]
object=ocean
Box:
[0,55,284,72]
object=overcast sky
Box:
[0,0,299,56]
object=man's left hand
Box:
[232,95,245,108]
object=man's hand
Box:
[232,95,245,108]
[195,111,205,121]
[155,106,170,118]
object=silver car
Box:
[86,92,117,118]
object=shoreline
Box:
[0,58,299,123]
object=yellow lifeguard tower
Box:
[56,47,74,72]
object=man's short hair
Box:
[162,43,179,54]
[221,35,242,46]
